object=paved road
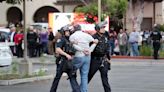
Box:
[0,59,164,92]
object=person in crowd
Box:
[128,28,140,56]
[142,28,151,45]
[0,32,6,42]
[39,27,48,55]
[50,25,80,92]
[27,26,38,57]
[69,24,98,92]
[150,24,162,59]
[48,27,55,55]
[138,30,143,51]
[14,29,24,58]
[88,21,111,92]
[109,29,116,55]
[35,29,42,57]
[117,28,128,55]
[9,26,17,56]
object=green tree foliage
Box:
[76,0,128,19]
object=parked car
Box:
[0,28,12,67]
[0,43,13,67]
[0,28,10,42]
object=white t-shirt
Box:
[69,31,95,57]
[129,31,140,43]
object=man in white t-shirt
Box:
[69,24,98,92]
[128,29,140,56]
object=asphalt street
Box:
[0,59,164,92]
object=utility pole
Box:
[20,0,32,76]
[98,0,101,22]
[23,0,27,61]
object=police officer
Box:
[88,21,111,92]
[150,24,162,59]
[50,25,80,92]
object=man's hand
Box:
[83,49,90,56]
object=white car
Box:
[0,42,13,66]
[0,28,13,67]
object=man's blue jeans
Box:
[73,56,91,92]
[130,43,139,56]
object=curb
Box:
[111,56,164,59]
[0,75,54,86]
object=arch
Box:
[33,6,60,22]
[7,7,22,24]
[73,5,84,12]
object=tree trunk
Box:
[129,0,144,31]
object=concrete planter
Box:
[0,75,54,86]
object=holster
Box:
[101,57,111,70]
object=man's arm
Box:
[89,39,98,52]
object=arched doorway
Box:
[33,6,60,22]
[73,5,84,12]
[7,7,22,24]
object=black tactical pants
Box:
[50,60,80,92]
[88,57,111,92]
[153,42,161,59]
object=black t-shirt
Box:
[48,32,54,41]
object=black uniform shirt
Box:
[56,37,66,49]
[92,33,110,59]
[150,31,162,41]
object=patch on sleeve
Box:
[57,39,61,43]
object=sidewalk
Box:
[12,55,164,66]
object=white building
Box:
[0,0,83,26]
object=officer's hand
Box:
[106,59,111,70]
[93,39,99,44]
[66,54,72,60]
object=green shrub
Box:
[159,24,164,32]
[159,50,164,58]
[140,45,152,56]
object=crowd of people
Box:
[3,23,55,58]
[0,22,163,60]
[0,21,163,92]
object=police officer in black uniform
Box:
[150,24,162,59]
[50,25,80,92]
[88,21,111,92]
